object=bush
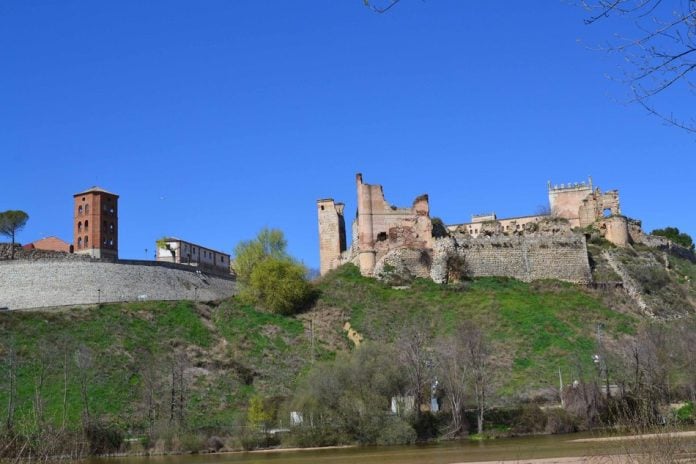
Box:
[247,258,314,315]
[651,227,694,251]
[544,408,579,434]
[675,402,694,423]
[84,421,124,455]
[179,433,207,453]
[376,417,417,445]
[511,405,547,435]
[411,411,440,442]
[283,426,347,448]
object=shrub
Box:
[511,405,547,435]
[247,258,314,315]
[675,402,694,423]
[283,426,347,448]
[651,227,694,251]
[84,421,124,455]
[544,408,578,434]
[179,432,207,453]
[376,417,417,445]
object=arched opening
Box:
[603,208,612,218]
[78,221,82,233]
[84,236,89,247]
[85,220,89,231]
[77,237,82,249]
[85,204,89,214]
[78,205,83,215]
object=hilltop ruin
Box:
[317,174,683,284]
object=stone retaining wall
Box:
[0,260,236,310]
[0,243,91,261]
[431,233,592,284]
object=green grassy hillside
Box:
[2,259,694,436]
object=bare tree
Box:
[169,350,189,429]
[137,349,164,438]
[74,345,94,427]
[31,342,54,430]
[2,341,18,432]
[462,324,490,435]
[581,0,696,132]
[396,322,432,420]
[435,329,469,437]
[363,0,402,14]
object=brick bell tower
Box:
[73,187,119,259]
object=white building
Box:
[156,237,230,273]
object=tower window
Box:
[85,204,89,214]
[84,236,89,247]
[85,220,89,231]
[77,237,82,249]
[78,222,82,233]
[78,206,83,215]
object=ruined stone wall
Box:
[353,173,432,276]
[0,260,236,310]
[317,199,347,275]
[549,183,593,227]
[430,231,592,284]
[597,216,630,247]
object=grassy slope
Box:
[316,265,636,397]
[0,300,312,431]
[4,254,695,432]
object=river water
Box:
[88,432,652,464]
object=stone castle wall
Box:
[0,260,236,310]
[431,233,592,284]
[0,243,91,262]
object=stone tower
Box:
[547,178,594,228]
[317,198,347,275]
[73,187,119,259]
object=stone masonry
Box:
[0,260,236,310]
[317,174,666,284]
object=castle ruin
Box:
[317,174,644,284]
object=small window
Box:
[220,256,223,262]
[78,205,83,215]
[320,205,325,210]
[376,232,387,242]
[85,220,89,231]
[109,239,114,246]
[77,237,82,249]
[78,221,82,233]
[109,223,114,231]
[85,204,89,214]
[84,236,89,247]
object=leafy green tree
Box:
[233,228,288,283]
[0,210,29,260]
[248,258,313,315]
[651,227,694,252]
[247,394,272,431]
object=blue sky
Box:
[1,1,694,269]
